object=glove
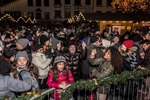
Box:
[17,67,26,73]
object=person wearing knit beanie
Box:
[16,38,29,50]
[53,56,66,65]
[40,35,49,45]
[123,40,133,49]
[15,51,29,61]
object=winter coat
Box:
[0,71,32,99]
[81,38,105,77]
[32,52,52,79]
[47,69,74,100]
[88,57,114,94]
[64,49,86,81]
[89,57,114,79]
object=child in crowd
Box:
[10,51,39,91]
[47,55,74,100]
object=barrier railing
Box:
[30,88,55,100]
[11,68,150,100]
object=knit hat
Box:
[123,40,133,49]
[90,36,99,43]
[17,38,29,48]
[54,56,66,65]
[15,51,29,61]
[40,35,49,45]
[34,44,43,51]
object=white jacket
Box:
[32,52,52,79]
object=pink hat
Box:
[123,40,133,49]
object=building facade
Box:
[0,0,115,21]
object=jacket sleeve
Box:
[8,70,32,92]
[32,57,52,70]
[66,70,74,84]
[88,57,104,66]
[92,64,114,79]
[46,72,60,89]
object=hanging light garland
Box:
[0,14,37,24]
[67,12,85,24]
[111,0,150,13]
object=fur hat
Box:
[40,35,49,45]
[15,51,29,61]
[17,38,29,48]
[54,56,66,65]
[123,40,133,49]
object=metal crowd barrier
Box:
[29,75,150,100]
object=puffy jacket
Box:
[88,57,114,79]
[32,52,52,79]
[47,69,74,100]
[0,71,32,99]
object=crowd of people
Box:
[0,24,149,100]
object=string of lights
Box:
[67,12,85,24]
[0,14,37,23]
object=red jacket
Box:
[47,69,74,100]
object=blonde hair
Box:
[118,45,132,56]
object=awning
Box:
[83,13,150,21]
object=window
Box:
[10,11,13,16]
[14,11,21,18]
[65,0,70,4]
[44,0,49,6]
[28,0,33,6]
[74,0,81,6]
[55,10,61,18]
[85,0,91,5]
[107,0,112,6]
[36,12,41,19]
[65,11,71,18]
[54,0,61,5]
[36,0,41,6]
[44,12,50,20]
[96,0,102,6]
